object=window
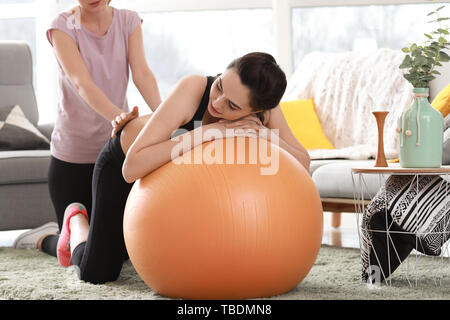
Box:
[0,0,34,3]
[128,9,274,113]
[0,0,445,123]
[291,3,449,70]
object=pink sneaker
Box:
[57,202,89,267]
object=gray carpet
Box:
[1,245,449,300]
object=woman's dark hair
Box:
[227,52,287,123]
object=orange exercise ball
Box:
[123,136,323,299]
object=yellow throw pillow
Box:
[431,84,450,117]
[280,99,334,150]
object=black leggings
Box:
[46,130,133,284]
[44,157,95,257]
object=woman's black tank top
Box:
[178,76,216,132]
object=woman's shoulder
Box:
[177,74,208,92]
[115,7,138,14]
[114,7,143,35]
[49,7,77,24]
[171,75,209,125]
[47,7,80,44]
[114,7,142,22]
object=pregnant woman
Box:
[29,52,310,284]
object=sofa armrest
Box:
[38,123,54,141]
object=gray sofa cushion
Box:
[312,160,387,199]
[309,159,346,176]
[0,105,50,150]
[0,150,51,185]
[0,183,55,230]
[0,42,38,126]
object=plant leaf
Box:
[420,75,436,81]
[401,4,449,87]
[412,48,422,57]
[399,55,412,69]
[439,51,450,61]
[415,56,428,65]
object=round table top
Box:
[351,163,450,174]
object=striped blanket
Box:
[361,175,450,283]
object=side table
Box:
[351,164,450,286]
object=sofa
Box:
[1,42,449,232]
[0,41,56,231]
[297,49,450,228]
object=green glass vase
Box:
[398,87,444,168]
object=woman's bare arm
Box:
[50,29,123,122]
[122,75,206,183]
[265,106,311,171]
[128,24,162,111]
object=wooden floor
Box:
[322,211,360,249]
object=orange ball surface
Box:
[123,137,323,299]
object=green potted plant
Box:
[398,1,447,168]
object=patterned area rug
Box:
[1,245,449,300]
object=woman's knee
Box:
[76,263,123,284]
[72,242,125,284]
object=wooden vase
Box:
[372,111,389,167]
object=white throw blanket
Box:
[283,49,414,160]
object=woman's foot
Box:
[13,222,59,250]
[57,203,89,267]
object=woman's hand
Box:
[219,113,277,141]
[203,114,267,142]
[111,106,139,138]
[219,113,263,131]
